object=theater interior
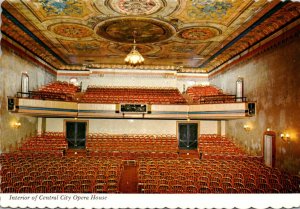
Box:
[0,0,300,195]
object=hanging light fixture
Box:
[124,31,144,66]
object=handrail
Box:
[16,91,71,101]
[199,95,247,104]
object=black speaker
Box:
[7,97,15,111]
[248,103,255,115]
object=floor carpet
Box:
[119,163,138,193]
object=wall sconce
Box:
[266,128,271,131]
[243,124,251,131]
[280,133,290,142]
[13,122,21,128]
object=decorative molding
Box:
[1,37,57,76]
[209,23,300,78]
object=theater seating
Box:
[1,133,299,194]
[186,85,236,104]
[81,86,187,104]
[137,158,300,193]
[30,81,79,101]
[86,134,179,159]
[18,132,67,155]
[0,153,123,193]
[198,134,247,159]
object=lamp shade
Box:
[125,45,144,66]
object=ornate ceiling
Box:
[1,0,300,73]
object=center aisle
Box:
[119,163,138,193]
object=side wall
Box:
[45,118,220,136]
[0,47,55,153]
[209,35,300,174]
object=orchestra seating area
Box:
[1,153,299,193]
[137,158,300,193]
[18,132,67,155]
[1,133,300,194]
[0,153,123,193]
[86,134,178,159]
[198,134,247,159]
[30,81,79,101]
[186,85,236,104]
[80,86,187,104]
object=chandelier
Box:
[124,32,144,66]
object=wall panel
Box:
[45,118,219,136]
[0,47,55,152]
[210,35,300,174]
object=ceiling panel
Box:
[1,0,300,73]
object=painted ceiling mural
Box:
[1,0,300,72]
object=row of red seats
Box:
[86,134,178,154]
[1,155,123,193]
[86,86,178,92]
[88,133,176,139]
[88,151,178,160]
[18,132,67,153]
[1,151,299,193]
[31,81,79,101]
[198,135,246,158]
[137,158,300,193]
[81,86,186,104]
[186,85,237,104]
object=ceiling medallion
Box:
[179,27,221,40]
[109,0,163,15]
[50,23,93,38]
[109,43,153,54]
[95,17,176,44]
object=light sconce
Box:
[266,128,271,131]
[280,133,290,142]
[243,124,251,132]
[13,122,21,128]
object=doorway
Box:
[263,131,276,167]
[178,123,198,150]
[66,121,87,149]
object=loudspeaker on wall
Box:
[248,103,255,116]
[7,97,15,111]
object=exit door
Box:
[66,121,87,149]
[178,123,198,150]
[263,133,275,167]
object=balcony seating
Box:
[186,85,236,104]
[81,86,187,104]
[30,81,79,101]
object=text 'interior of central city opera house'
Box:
[0,0,300,195]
